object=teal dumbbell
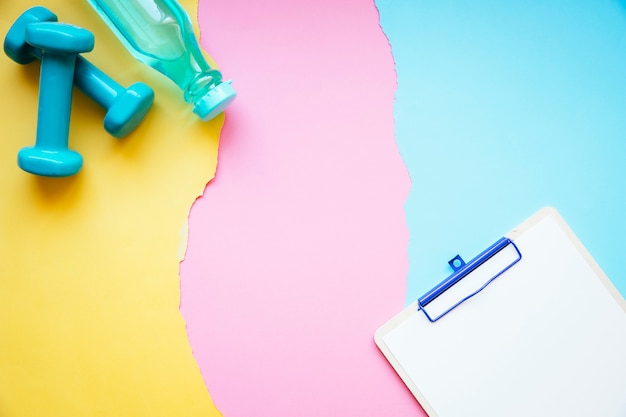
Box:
[4,6,154,139]
[17,22,94,177]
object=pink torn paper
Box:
[180,1,422,415]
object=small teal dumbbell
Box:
[4,6,154,139]
[17,22,94,177]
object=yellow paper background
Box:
[0,1,222,416]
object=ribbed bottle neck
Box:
[184,69,223,104]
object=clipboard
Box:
[375,207,626,417]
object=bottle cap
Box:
[192,80,237,121]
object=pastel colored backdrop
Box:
[4,0,625,416]
[182,0,419,416]
[375,0,626,303]
[0,1,223,416]
[183,1,626,416]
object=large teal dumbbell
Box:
[4,6,154,139]
[17,22,94,177]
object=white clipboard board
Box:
[375,207,626,417]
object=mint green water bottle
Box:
[86,0,236,121]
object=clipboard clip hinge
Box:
[417,237,522,323]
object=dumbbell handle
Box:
[75,58,125,109]
[36,52,76,149]
[31,48,124,110]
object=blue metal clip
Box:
[418,237,522,322]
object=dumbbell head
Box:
[104,82,154,138]
[26,22,94,55]
[4,6,57,64]
[18,148,84,177]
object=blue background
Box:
[376,0,626,304]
